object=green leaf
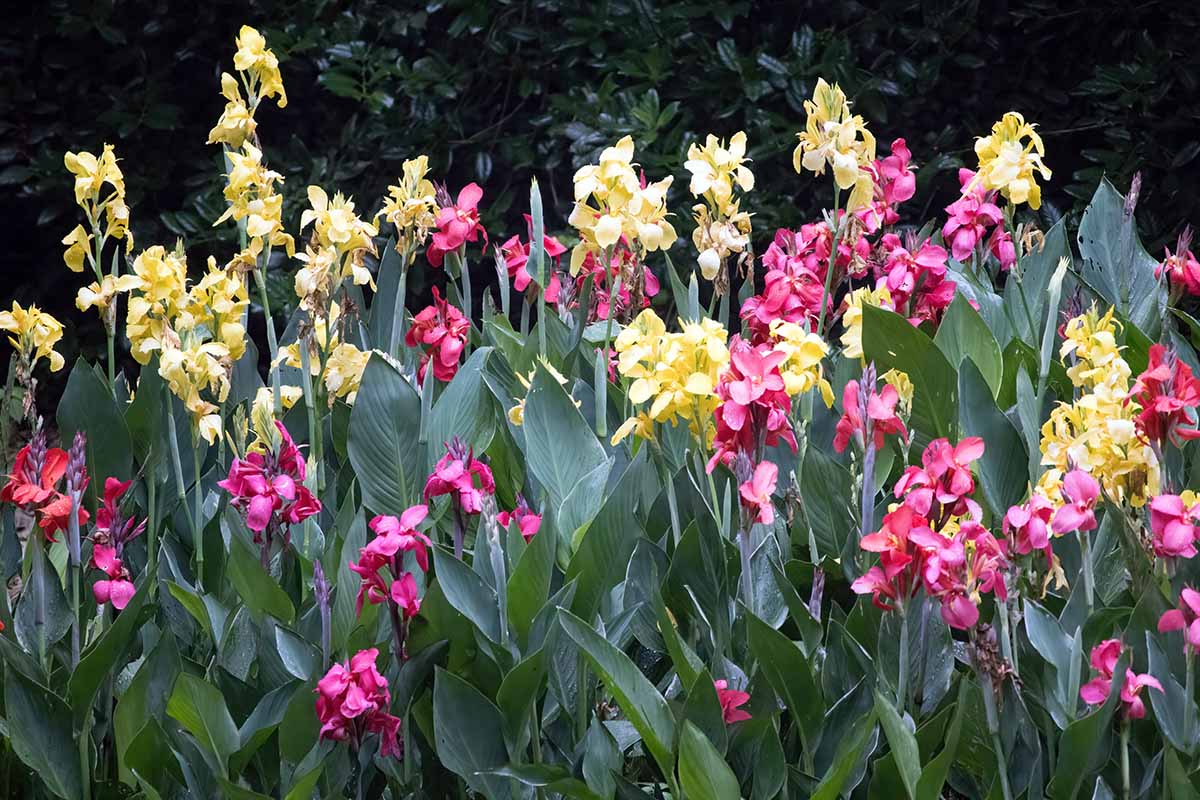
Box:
[800,447,854,560]
[678,721,741,800]
[1047,654,1128,799]
[915,679,969,800]
[507,520,556,644]
[1164,748,1200,800]
[124,353,165,463]
[331,512,368,652]
[367,236,403,350]
[15,542,71,654]
[522,363,610,529]
[434,545,501,642]
[874,690,919,799]
[433,668,512,799]
[166,672,240,777]
[57,357,133,505]
[68,577,150,725]
[114,635,179,780]
[746,611,824,757]
[935,293,1003,398]
[5,671,82,799]
[486,764,602,800]
[1146,631,1199,752]
[232,681,301,774]
[811,708,878,800]
[427,346,497,467]
[862,304,957,438]
[496,648,546,752]
[558,608,677,781]
[529,179,547,287]
[223,507,295,623]
[958,359,1027,517]
[347,352,426,513]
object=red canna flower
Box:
[424,437,495,515]
[1128,343,1200,448]
[893,436,984,525]
[941,168,1004,265]
[315,648,403,757]
[1,442,67,507]
[427,183,487,268]
[91,543,135,610]
[714,679,751,724]
[856,138,916,234]
[406,286,469,384]
[1003,494,1055,563]
[500,215,566,302]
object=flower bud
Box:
[66,430,88,496]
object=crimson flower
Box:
[424,438,495,515]
[709,338,795,470]
[497,494,542,543]
[91,544,135,610]
[893,436,984,524]
[500,215,566,302]
[406,286,469,384]
[427,183,487,268]
[1079,639,1162,720]
[714,680,751,724]
[941,168,1004,264]
[1159,587,1200,654]
[832,377,908,454]
[1156,230,1200,298]
[1,442,67,506]
[919,521,1008,631]
[877,233,954,325]
[315,648,402,757]
[1128,344,1200,448]
[1050,469,1100,534]
[1149,493,1199,559]
[88,477,146,610]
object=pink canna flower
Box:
[1003,494,1055,562]
[1050,469,1100,534]
[500,215,566,302]
[424,437,495,516]
[1158,587,1200,653]
[832,377,908,454]
[571,245,659,323]
[874,233,955,326]
[91,543,136,610]
[315,648,402,757]
[1157,229,1200,298]
[714,679,751,724]
[738,460,778,526]
[919,521,1008,631]
[987,227,1016,272]
[1079,639,1163,720]
[941,168,1004,264]
[856,138,916,234]
[1128,344,1200,448]
[427,183,487,267]
[709,337,796,470]
[497,494,542,543]
[1149,493,1199,559]
[893,437,985,525]
[406,286,470,384]
[390,572,422,620]
[87,476,146,610]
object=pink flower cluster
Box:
[1129,344,1200,448]
[428,183,487,268]
[407,286,470,384]
[918,520,1009,629]
[1149,493,1200,559]
[352,505,430,619]
[1159,588,1200,653]
[218,420,320,545]
[500,215,565,302]
[89,477,146,610]
[874,233,955,325]
[893,437,986,526]
[708,338,796,471]
[497,494,542,543]
[1079,639,1161,720]
[315,648,402,757]
[1003,494,1055,562]
[856,138,917,234]
[832,377,908,454]
[424,438,495,515]
[941,168,1013,270]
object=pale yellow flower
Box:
[972,112,1051,209]
[0,302,65,372]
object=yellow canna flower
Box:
[839,286,893,360]
[0,302,65,372]
[179,258,250,361]
[125,245,189,364]
[159,341,232,443]
[685,131,754,216]
[793,79,876,210]
[971,112,1052,209]
[76,273,141,315]
[207,72,258,148]
[880,369,914,417]
[769,319,834,405]
[299,186,379,295]
[233,25,287,108]
[63,143,134,261]
[380,155,439,254]
[62,225,91,272]
[324,343,371,405]
[64,144,126,208]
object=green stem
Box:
[575,651,589,744]
[389,255,410,359]
[79,720,91,800]
[814,186,843,338]
[1080,530,1095,617]
[1120,720,1130,800]
[529,702,545,800]
[192,432,204,589]
[30,535,47,675]
[596,268,622,438]
[147,453,158,594]
[897,606,910,712]
[253,266,284,416]
[738,527,754,616]
[1,353,15,468]
[106,331,116,393]
[299,338,321,489]
[1186,648,1195,753]
[980,658,1013,800]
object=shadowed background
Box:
[3,0,1199,400]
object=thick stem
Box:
[1120,720,1130,800]
[997,599,1016,678]
[897,605,910,712]
[389,258,410,359]
[253,267,284,416]
[452,501,466,560]
[859,439,876,544]
[299,337,323,491]
[31,535,47,673]
[595,266,622,438]
[68,492,82,668]
[814,186,843,338]
[147,454,158,593]
[738,527,754,616]
[191,432,204,589]
[1186,647,1195,751]
[980,657,1013,800]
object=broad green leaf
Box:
[427,346,497,467]
[958,359,1027,517]
[167,672,240,777]
[862,304,958,438]
[874,690,919,799]
[507,519,556,643]
[811,708,878,800]
[433,668,512,799]
[367,236,403,350]
[747,611,825,757]
[678,720,741,800]
[935,293,1003,398]
[232,681,301,774]
[347,352,425,513]
[1146,631,1199,753]
[496,648,547,752]
[57,357,132,505]
[1047,655,1128,799]
[69,577,151,725]
[800,447,854,560]
[114,635,180,781]
[331,512,368,651]
[486,764,603,800]
[15,541,71,654]
[223,507,295,623]
[5,671,81,799]
[559,608,677,781]
[915,679,969,799]
[434,545,501,642]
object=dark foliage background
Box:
[3,0,1199,396]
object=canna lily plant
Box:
[5,29,1200,800]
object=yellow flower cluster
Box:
[210,27,293,277]
[1039,306,1158,507]
[180,258,250,361]
[249,385,303,451]
[569,136,677,273]
[159,341,231,445]
[278,304,371,406]
[507,360,575,427]
[125,245,189,363]
[296,185,379,310]
[768,320,835,405]
[686,131,754,282]
[0,302,65,373]
[611,309,729,445]
[839,286,894,360]
[972,112,1051,210]
[62,144,134,271]
[793,79,876,211]
[379,155,439,256]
